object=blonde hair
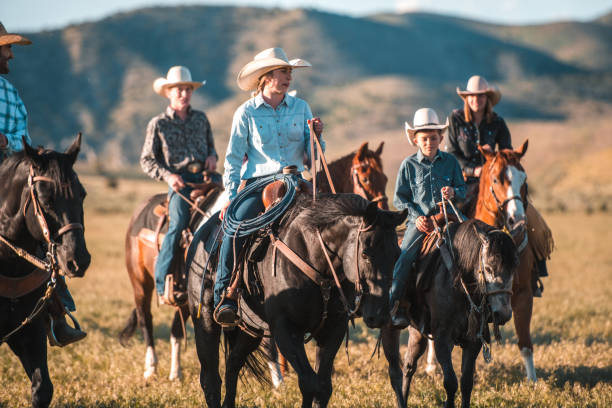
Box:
[252,71,274,97]
[463,97,494,123]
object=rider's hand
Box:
[441,186,455,200]
[205,155,217,172]
[167,174,185,191]
[0,133,7,149]
[308,117,324,137]
[416,216,434,233]
[474,166,482,177]
[219,200,230,221]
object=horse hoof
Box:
[144,367,157,380]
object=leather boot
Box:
[537,259,549,277]
[49,314,87,347]
[159,275,187,306]
[390,300,410,330]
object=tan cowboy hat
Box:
[456,75,501,106]
[0,22,32,47]
[153,66,205,97]
[237,47,311,92]
[404,108,448,146]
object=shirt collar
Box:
[165,105,192,120]
[417,149,442,163]
[254,93,293,109]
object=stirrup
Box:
[159,275,186,306]
[213,292,241,328]
[48,308,85,347]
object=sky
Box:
[2,0,611,32]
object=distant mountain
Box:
[7,6,611,168]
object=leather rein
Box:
[0,165,83,299]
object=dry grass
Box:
[1,176,611,407]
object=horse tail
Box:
[118,308,138,347]
[222,331,272,387]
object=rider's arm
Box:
[0,78,31,153]
[393,158,425,224]
[202,112,218,160]
[449,155,467,202]
[223,106,249,201]
[140,117,173,182]
[497,117,512,150]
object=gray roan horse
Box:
[0,135,90,408]
[382,219,518,408]
[186,193,406,407]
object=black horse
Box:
[382,219,518,408]
[0,135,90,408]
[186,193,406,407]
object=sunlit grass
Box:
[1,176,611,407]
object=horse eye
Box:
[493,178,498,184]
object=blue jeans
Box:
[155,172,203,295]
[389,224,426,305]
[213,184,265,307]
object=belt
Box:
[186,160,204,174]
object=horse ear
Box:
[478,145,495,162]
[356,142,369,161]
[472,223,489,246]
[65,133,82,165]
[364,201,378,225]
[374,141,384,156]
[515,139,528,158]
[22,136,40,160]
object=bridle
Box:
[351,161,388,205]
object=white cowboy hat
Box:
[404,108,448,146]
[0,22,31,47]
[456,75,501,106]
[153,66,206,97]
[237,47,311,92]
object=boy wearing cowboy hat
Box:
[0,22,87,346]
[213,47,324,324]
[141,65,218,305]
[389,108,465,328]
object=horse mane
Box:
[0,149,74,194]
[452,219,517,288]
[284,193,369,231]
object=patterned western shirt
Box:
[141,106,217,182]
[393,149,466,224]
[445,108,512,179]
[223,93,324,200]
[0,76,31,158]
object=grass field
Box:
[1,175,611,407]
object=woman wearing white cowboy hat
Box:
[446,75,552,295]
[141,65,218,304]
[389,107,466,327]
[213,47,324,323]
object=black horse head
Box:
[296,194,407,328]
[0,134,90,278]
[454,219,519,326]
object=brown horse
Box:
[316,141,389,209]
[472,139,553,381]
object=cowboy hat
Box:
[153,66,205,97]
[404,108,448,146]
[0,22,32,47]
[456,75,501,106]
[237,47,311,92]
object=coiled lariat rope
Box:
[222,173,299,238]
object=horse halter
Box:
[25,165,84,246]
[351,162,388,205]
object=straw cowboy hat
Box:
[237,47,311,92]
[456,75,501,106]
[404,108,448,146]
[0,22,32,47]
[153,66,205,97]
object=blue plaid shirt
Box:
[0,76,31,156]
[223,93,324,200]
[393,149,466,224]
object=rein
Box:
[309,121,336,199]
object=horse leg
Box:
[312,319,347,408]
[273,320,318,408]
[137,280,157,380]
[381,325,406,408]
[459,341,481,408]
[8,322,53,408]
[513,284,536,381]
[433,334,458,408]
[169,305,188,381]
[262,337,284,388]
[424,338,439,376]
[192,309,222,408]
[222,330,263,408]
[402,326,427,404]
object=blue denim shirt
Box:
[223,93,324,200]
[393,149,466,224]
